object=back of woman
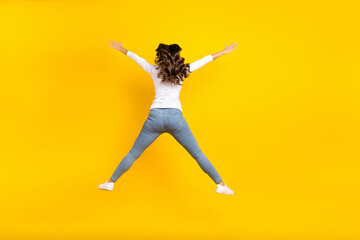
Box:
[98,40,237,195]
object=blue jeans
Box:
[110,108,222,184]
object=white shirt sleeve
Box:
[189,54,213,73]
[127,50,155,75]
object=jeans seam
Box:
[161,110,165,132]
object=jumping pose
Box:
[98,40,237,195]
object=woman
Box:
[98,40,237,195]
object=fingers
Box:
[109,39,120,45]
[226,42,236,48]
[229,42,237,50]
[109,39,122,49]
[224,42,237,53]
[109,40,115,45]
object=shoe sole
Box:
[215,190,234,195]
[98,186,113,191]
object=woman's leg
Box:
[169,116,222,184]
[109,119,161,182]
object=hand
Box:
[222,42,237,54]
[109,39,123,51]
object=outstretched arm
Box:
[211,42,237,60]
[109,39,154,75]
[189,42,237,72]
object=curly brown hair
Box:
[154,43,191,86]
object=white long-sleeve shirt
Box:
[126,50,213,112]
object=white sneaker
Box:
[215,183,234,195]
[98,181,114,191]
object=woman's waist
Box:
[152,95,180,101]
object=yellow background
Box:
[1,0,359,239]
